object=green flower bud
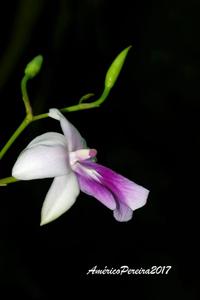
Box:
[25,55,43,78]
[105,46,132,89]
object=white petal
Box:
[40,172,80,225]
[28,132,68,148]
[12,132,70,180]
[49,108,85,151]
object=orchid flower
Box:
[12,109,149,225]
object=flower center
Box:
[69,149,97,167]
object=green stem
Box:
[0,176,18,186]
[32,112,48,121]
[32,87,110,119]
[0,117,30,159]
[91,87,110,106]
[61,87,110,112]
[32,103,99,122]
[21,75,32,117]
[61,102,99,113]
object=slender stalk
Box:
[33,88,110,119]
[61,102,99,113]
[91,87,110,106]
[32,104,96,121]
[0,117,30,159]
[32,112,48,121]
[21,76,33,117]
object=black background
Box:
[0,0,199,299]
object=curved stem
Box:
[33,87,110,119]
[21,75,33,117]
[90,87,110,106]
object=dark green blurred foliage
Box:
[0,0,199,299]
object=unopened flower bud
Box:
[105,46,132,89]
[25,55,43,78]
